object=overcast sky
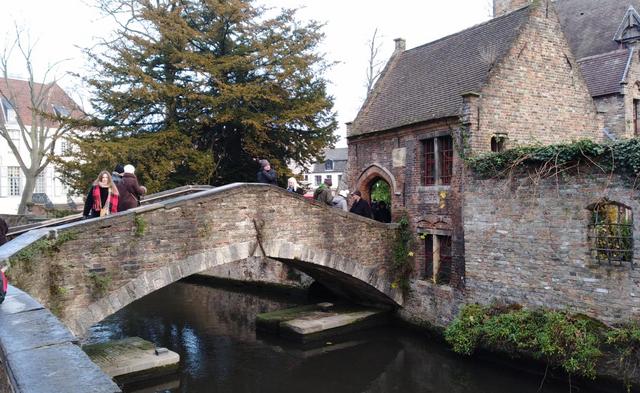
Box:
[0,0,491,147]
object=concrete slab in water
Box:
[256,303,389,342]
[84,337,179,380]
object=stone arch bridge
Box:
[1,183,401,337]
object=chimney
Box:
[493,0,531,17]
[394,38,406,52]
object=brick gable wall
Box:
[473,1,603,152]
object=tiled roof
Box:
[349,6,530,136]
[323,147,348,161]
[0,78,80,128]
[310,148,348,173]
[555,0,640,60]
[578,49,630,97]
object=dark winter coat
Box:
[83,185,119,218]
[112,172,123,185]
[117,173,146,212]
[349,198,373,219]
[257,169,277,185]
[0,218,8,245]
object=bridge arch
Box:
[73,239,401,335]
[2,184,401,337]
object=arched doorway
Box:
[369,178,391,223]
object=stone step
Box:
[83,337,179,383]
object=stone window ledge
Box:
[417,185,451,193]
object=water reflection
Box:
[86,279,604,393]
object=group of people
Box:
[256,159,391,222]
[82,164,147,219]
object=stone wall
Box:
[463,170,640,325]
[594,94,626,139]
[474,1,603,152]
[3,184,399,335]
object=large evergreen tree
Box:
[59,0,337,193]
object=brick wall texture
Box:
[472,1,603,152]
[463,169,640,325]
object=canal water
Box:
[85,279,607,393]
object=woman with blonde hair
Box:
[287,177,305,195]
[83,170,120,218]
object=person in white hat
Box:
[332,189,349,211]
[118,164,147,211]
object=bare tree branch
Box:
[0,28,82,214]
[365,28,384,97]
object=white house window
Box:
[2,99,17,125]
[60,139,71,156]
[35,171,46,194]
[314,175,322,186]
[325,160,334,171]
[8,166,21,196]
[52,105,70,117]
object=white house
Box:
[299,148,348,193]
[0,78,80,214]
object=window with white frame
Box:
[35,171,46,194]
[8,166,21,196]
[325,160,333,171]
[60,138,71,156]
[314,175,322,186]
[2,99,17,125]
[52,105,70,117]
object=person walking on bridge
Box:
[314,178,333,206]
[257,159,277,185]
[118,165,147,212]
[349,191,372,219]
[332,189,349,211]
[83,171,120,218]
[0,217,7,246]
[0,217,8,303]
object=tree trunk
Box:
[17,173,36,215]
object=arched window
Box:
[588,200,633,266]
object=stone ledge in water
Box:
[256,303,389,343]
[83,337,179,381]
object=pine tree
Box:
[60,0,337,193]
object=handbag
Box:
[100,189,112,217]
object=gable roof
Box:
[349,6,530,137]
[0,78,80,127]
[578,49,631,97]
[555,0,640,60]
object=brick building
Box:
[347,0,639,292]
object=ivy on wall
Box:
[466,138,640,182]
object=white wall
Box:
[0,125,80,214]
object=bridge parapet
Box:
[1,183,401,337]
